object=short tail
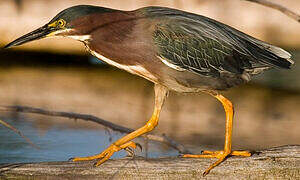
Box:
[262,42,294,68]
[245,37,294,69]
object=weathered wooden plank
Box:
[0,145,299,179]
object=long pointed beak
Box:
[4,25,54,49]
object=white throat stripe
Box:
[91,51,157,82]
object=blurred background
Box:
[0,0,299,163]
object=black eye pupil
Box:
[58,20,64,26]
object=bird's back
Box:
[138,6,293,90]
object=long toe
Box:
[182,150,251,176]
[71,141,138,164]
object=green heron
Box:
[4,5,293,176]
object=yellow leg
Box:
[182,93,251,176]
[72,84,168,166]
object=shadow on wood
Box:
[0,145,299,179]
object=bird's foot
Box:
[182,150,251,176]
[71,141,139,166]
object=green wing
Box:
[151,9,292,77]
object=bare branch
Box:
[1,145,299,179]
[244,0,300,22]
[0,105,190,154]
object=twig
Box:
[244,0,300,22]
[147,134,190,154]
[0,119,38,149]
[0,105,190,154]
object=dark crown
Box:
[49,5,117,25]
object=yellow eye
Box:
[57,19,66,27]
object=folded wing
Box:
[152,8,293,78]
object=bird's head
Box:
[4,5,117,48]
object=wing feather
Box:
[150,7,293,77]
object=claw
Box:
[178,154,185,158]
[136,143,142,152]
[124,142,142,157]
[203,170,210,177]
[125,147,135,157]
